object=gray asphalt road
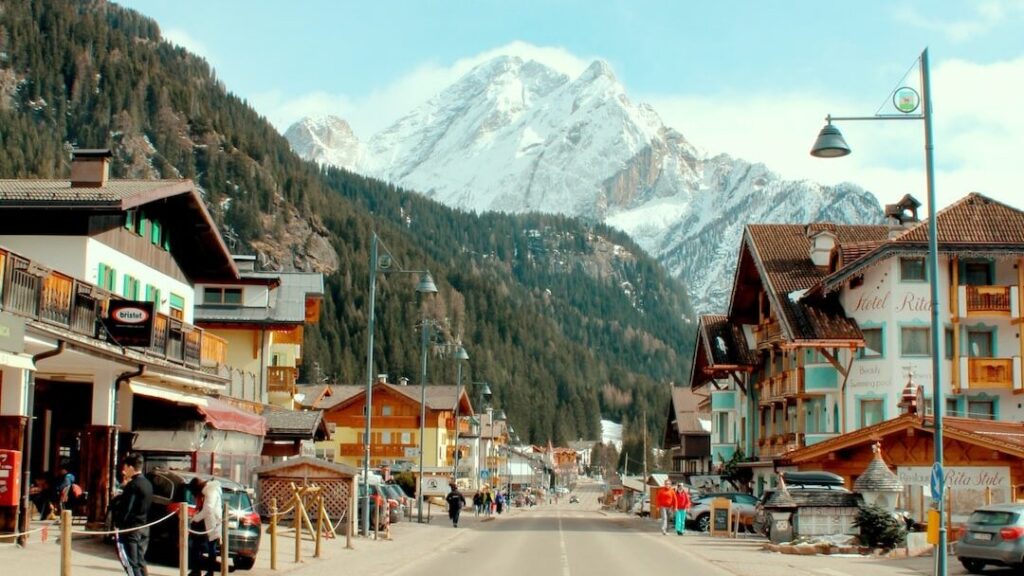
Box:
[388,480,730,576]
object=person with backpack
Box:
[674,484,692,535]
[445,483,466,528]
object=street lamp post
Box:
[452,346,469,481]
[474,382,492,489]
[362,232,437,536]
[811,48,944,576]
[416,305,439,523]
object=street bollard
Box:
[346,488,354,550]
[294,496,301,563]
[221,501,229,576]
[60,510,71,576]
[270,498,278,570]
[179,504,188,576]
[314,496,324,558]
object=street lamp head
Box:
[494,409,507,422]
[480,382,492,398]
[810,121,852,158]
[455,346,469,361]
[415,272,438,294]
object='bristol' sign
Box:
[104,300,155,347]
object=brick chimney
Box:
[70,148,112,188]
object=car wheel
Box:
[697,514,710,533]
[233,556,256,571]
[959,558,985,574]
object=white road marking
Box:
[558,509,572,576]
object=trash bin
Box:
[768,510,794,543]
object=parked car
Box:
[687,492,759,532]
[143,469,261,571]
[380,483,407,523]
[630,494,651,517]
[957,503,1024,573]
[356,482,388,531]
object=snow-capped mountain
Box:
[285,55,883,313]
[283,116,362,171]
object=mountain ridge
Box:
[288,56,884,312]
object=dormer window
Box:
[203,287,242,305]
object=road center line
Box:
[558,509,571,576]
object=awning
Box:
[0,350,35,371]
[129,381,266,436]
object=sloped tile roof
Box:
[745,224,890,341]
[671,387,710,435]
[894,193,1024,245]
[699,314,756,368]
[194,271,324,325]
[0,179,194,206]
[263,407,326,439]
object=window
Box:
[901,326,931,356]
[859,398,885,427]
[715,412,730,443]
[967,329,994,358]
[145,285,161,309]
[97,263,116,292]
[122,275,140,300]
[900,257,927,282]
[962,261,993,286]
[169,293,185,320]
[150,220,162,246]
[805,398,827,434]
[203,287,243,305]
[401,432,412,444]
[947,398,961,418]
[381,431,392,444]
[945,328,955,360]
[382,405,393,416]
[967,399,995,420]
[859,327,883,359]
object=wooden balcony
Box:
[267,366,298,393]
[758,370,802,404]
[958,285,1015,318]
[338,443,413,457]
[758,433,804,460]
[0,246,224,370]
[202,333,228,367]
[966,357,1015,390]
[754,320,783,350]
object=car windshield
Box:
[969,510,1019,526]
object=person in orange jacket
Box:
[655,479,676,535]
[674,484,692,535]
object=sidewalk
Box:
[0,502,486,576]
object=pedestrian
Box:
[472,491,483,517]
[483,488,494,516]
[188,476,223,576]
[113,453,153,576]
[674,484,692,535]
[54,463,76,513]
[655,479,676,535]
[445,483,466,528]
[495,490,505,514]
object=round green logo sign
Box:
[893,87,920,114]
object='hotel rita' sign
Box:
[104,301,155,347]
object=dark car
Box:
[380,483,406,523]
[145,469,261,571]
[356,483,388,531]
[957,503,1024,573]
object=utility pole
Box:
[642,411,648,479]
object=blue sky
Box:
[117,1,1024,210]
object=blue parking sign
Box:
[930,462,944,501]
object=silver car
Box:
[957,503,1024,573]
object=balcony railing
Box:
[958,285,1016,317]
[338,443,412,457]
[268,366,298,393]
[758,433,804,460]
[758,370,802,403]
[0,246,224,370]
[963,357,1017,390]
[754,320,783,349]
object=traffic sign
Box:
[930,462,944,501]
[480,469,490,480]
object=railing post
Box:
[179,504,188,576]
[314,494,324,558]
[221,501,229,576]
[270,498,278,570]
[60,509,72,576]
[294,493,302,563]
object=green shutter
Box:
[151,220,162,246]
[169,293,185,310]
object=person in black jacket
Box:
[445,483,466,528]
[114,453,154,576]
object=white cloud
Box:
[256,41,594,138]
[645,55,1024,211]
[892,1,1024,42]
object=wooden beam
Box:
[819,348,849,378]
[730,372,748,395]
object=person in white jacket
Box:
[188,478,223,576]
